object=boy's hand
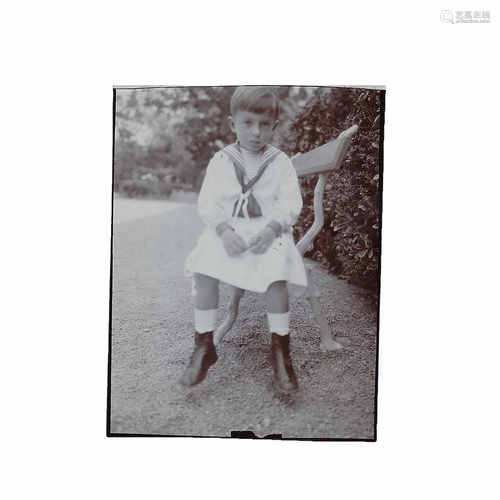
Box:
[221,228,248,257]
[248,227,276,254]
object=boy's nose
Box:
[251,125,260,136]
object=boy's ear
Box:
[227,116,236,133]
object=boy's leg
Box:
[178,273,219,387]
[195,273,219,311]
[265,281,298,392]
[265,280,289,314]
[194,272,219,333]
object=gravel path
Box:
[110,200,378,439]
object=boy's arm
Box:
[268,155,303,233]
[198,156,231,232]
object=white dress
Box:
[184,144,308,296]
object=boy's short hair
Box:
[230,87,280,121]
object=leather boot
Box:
[178,332,218,387]
[269,333,298,392]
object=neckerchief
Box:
[222,141,282,220]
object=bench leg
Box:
[214,287,245,345]
[305,266,343,351]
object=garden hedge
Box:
[289,88,383,292]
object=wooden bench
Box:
[213,124,359,350]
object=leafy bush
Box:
[289,88,382,292]
[119,178,173,199]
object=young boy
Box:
[180,87,308,392]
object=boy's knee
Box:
[267,281,287,293]
[195,273,219,292]
[266,281,289,313]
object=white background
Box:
[2,1,499,499]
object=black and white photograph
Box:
[109,85,384,439]
[4,2,500,498]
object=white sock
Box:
[266,311,290,336]
[194,309,217,334]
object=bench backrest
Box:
[293,125,358,256]
[292,125,358,176]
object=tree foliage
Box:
[114,87,311,195]
[289,88,382,291]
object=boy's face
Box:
[228,110,278,152]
